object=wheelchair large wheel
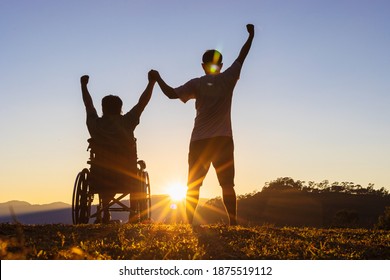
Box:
[138,170,151,221]
[72,168,92,224]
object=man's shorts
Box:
[187,136,235,189]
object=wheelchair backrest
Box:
[87,137,137,167]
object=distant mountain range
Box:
[0,197,208,225]
[0,200,70,215]
[0,200,74,224]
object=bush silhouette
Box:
[375,206,390,230]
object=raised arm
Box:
[236,24,255,65]
[80,75,95,111]
[149,70,178,99]
[132,70,157,115]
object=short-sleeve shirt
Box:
[174,60,242,142]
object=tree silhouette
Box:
[196,177,390,228]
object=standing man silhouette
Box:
[151,24,255,225]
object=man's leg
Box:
[222,185,237,225]
[214,137,236,225]
[128,167,141,223]
[186,186,200,224]
[187,139,210,225]
[128,192,140,223]
[100,194,112,224]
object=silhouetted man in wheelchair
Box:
[80,72,155,224]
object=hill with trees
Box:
[198,177,390,228]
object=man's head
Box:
[102,95,122,116]
[202,49,223,75]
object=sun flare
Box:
[167,183,187,201]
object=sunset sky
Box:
[1,0,389,205]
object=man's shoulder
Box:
[219,60,242,80]
[124,105,141,118]
[185,76,202,85]
[224,60,242,72]
[174,77,201,99]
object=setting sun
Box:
[167,183,187,201]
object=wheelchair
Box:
[72,139,151,224]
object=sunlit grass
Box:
[0,223,389,260]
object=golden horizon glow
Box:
[166,182,187,202]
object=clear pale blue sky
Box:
[1,0,389,204]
